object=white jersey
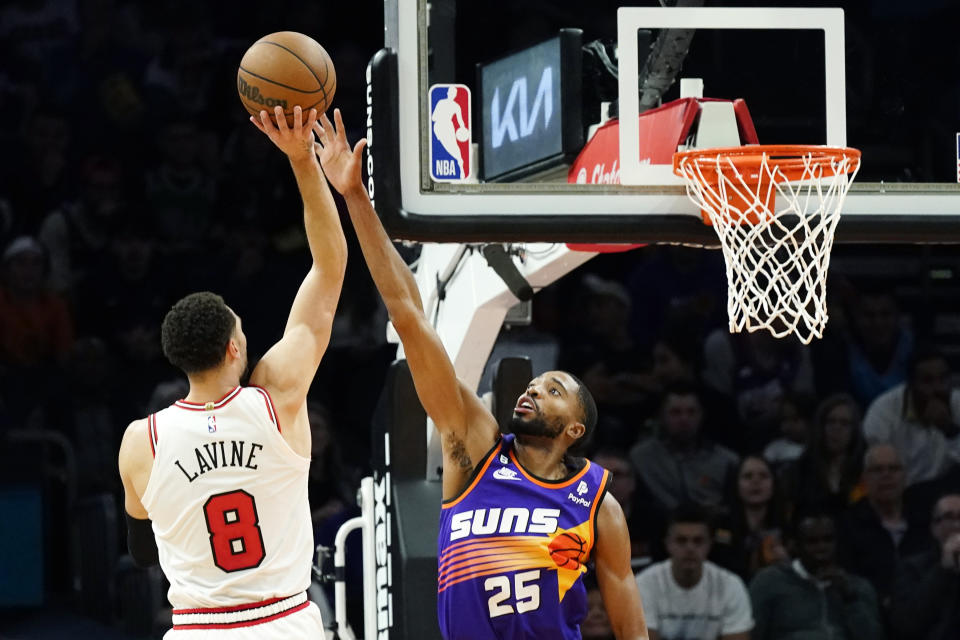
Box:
[635,559,754,640]
[141,386,313,610]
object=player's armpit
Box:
[594,494,650,640]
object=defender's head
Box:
[161,292,247,379]
[510,370,597,455]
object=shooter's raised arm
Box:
[248,105,348,438]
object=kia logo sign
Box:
[478,30,583,181]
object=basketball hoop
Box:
[672,144,861,344]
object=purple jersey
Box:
[437,434,610,640]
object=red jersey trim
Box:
[173,594,288,615]
[172,601,310,630]
[249,385,281,433]
[147,414,157,457]
[174,386,242,411]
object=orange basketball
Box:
[548,532,586,569]
[237,31,336,127]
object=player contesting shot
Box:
[118,105,345,639]
[314,109,650,640]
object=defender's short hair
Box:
[565,372,597,456]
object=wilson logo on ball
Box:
[237,77,288,109]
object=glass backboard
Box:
[366,0,960,244]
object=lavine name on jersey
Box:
[174,439,264,483]
[449,507,561,541]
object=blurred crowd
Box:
[1,1,959,640]
[525,251,960,640]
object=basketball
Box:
[548,532,586,569]
[237,31,337,127]
[455,127,470,142]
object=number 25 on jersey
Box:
[485,570,541,618]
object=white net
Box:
[674,146,861,344]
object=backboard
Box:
[367,0,960,244]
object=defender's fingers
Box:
[304,108,318,133]
[352,138,368,159]
[333,109,347,142]
[319,112,334,140]
[313,120,328,145]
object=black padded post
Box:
[369,359,442,640]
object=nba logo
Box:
[207,415,217,433]
[429,84,471,182]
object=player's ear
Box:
[567,421,585,442]
[227,338,240,359]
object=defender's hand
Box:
[250,105,318,164]
[314,108,367,195]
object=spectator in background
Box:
[593,448,653,561]
[38,154,127,295]
[141,9,221,118]
[561,273,655,448]
[635,504,753,640]
[625,246,727,347]
[889,493,960,640]
[702,330,815,452]
[0,0,80,73]
[749,511,884,640]
[712,455,790,582]
[145,377,189,414]
[307,401,359,536]
[630,383,739,515]
[44,337,119,497]
[581,580,616,640]
[863,346,960,486]
[782,393,865,515]
[814,283,912,407]
[650,323,700,390]
[3,106,74,230]
[0,236,73,369]
[0,236,73,419]
[763,392,813,471]
[145,117,218,251]
[838,444,932,607]
[75,215,167,336]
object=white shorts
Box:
[164,596,326,639]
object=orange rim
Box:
[673,144,861,182]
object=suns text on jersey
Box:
[174,440,264,483]
[449,507,560,541]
